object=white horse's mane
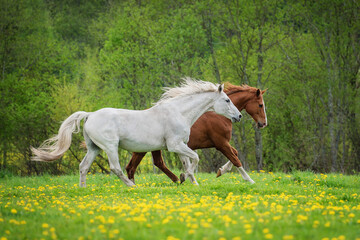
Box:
[154,77,218,106]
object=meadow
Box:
[0,171,359,240]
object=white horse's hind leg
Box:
[79,147,99,187]
[79,134,99,187]
[217,161,233,178]
[105,147,135,187]
[237,167,255,184]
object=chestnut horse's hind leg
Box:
[126,152,146,184]
[151,151,180,183]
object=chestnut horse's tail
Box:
[31,111,89,162]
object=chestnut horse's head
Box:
[225,83,268,129]
[244,88,267,128]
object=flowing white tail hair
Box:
[31,111,89,162]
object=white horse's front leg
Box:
[216,161,233,178]
[237,167,255,184]
[168,141,199,185]
[105,146,135,187]
[179,155,199,185]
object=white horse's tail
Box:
[31,111,90,162]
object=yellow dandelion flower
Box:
[42,223,49,228]
[10,209,17,214]
[348,213,355,218]
[1,237,8,240]
[283,235,294,240]
[167,236,180,240]
[201,222,211,228]
[324,222,331,227]
[265,234,273,239]
[244,224,252,229]
[232,237,242,240]
[108,216,115,224]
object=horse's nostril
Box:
[239,115,242,119]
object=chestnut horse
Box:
[126,83,267,184]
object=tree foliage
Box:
[1,0,359,175]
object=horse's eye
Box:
[226,99,230,103]
[259,104,263,108]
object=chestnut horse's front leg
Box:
[216,143,255,184]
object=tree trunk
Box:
[255,25,264,171]
[231,123,248,170]
[254,127,263,171]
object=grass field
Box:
[0,170,359,240]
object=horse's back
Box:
[84,108,167,152]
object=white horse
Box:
[31,78,242,187]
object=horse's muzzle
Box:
[257,122,267,128]
[232,114,242,122]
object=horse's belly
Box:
[119,139,166,152]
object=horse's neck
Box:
[229,91,253,111]
[171,92,216,126]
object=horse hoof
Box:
[130,178,135,184]
[126,180,136,187]
[180,173,186,184]
[216,169,222,178]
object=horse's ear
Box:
[262,89,268,94]
[256,89,261,96]
[218,84,224,93]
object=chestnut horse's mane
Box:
[224,82,258,95]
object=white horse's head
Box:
[213,84,242,122]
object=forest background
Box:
[0,0,359,176]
